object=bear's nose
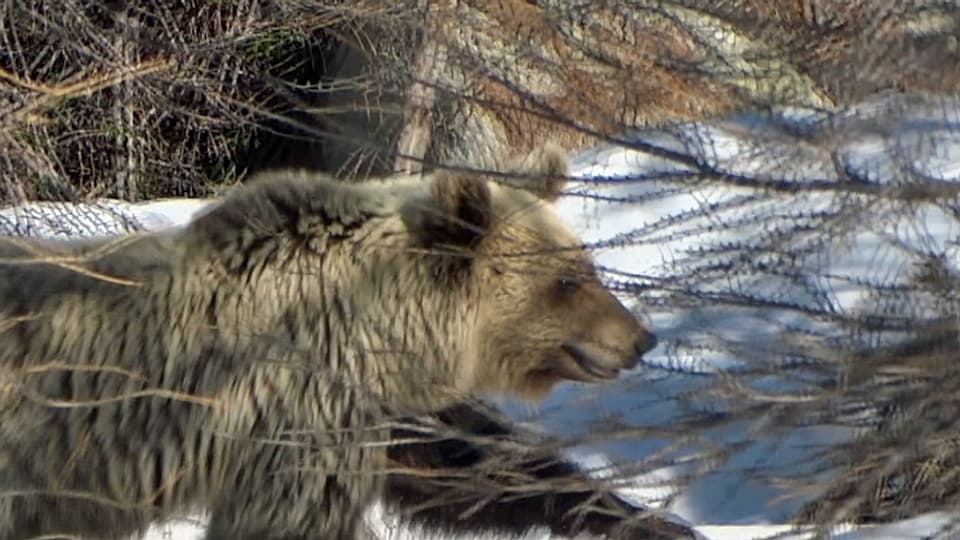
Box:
[633,331,658,357]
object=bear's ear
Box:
[504,143,570,202]
[427,171,493,248]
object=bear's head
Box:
[418,145,657,402]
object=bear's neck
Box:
[194,246,481,417]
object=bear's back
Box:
[0,233,178,313]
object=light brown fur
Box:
[0,146,654,540]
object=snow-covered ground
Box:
[4,92,960,539]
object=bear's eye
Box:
[556,275,581,294]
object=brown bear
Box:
[0,145,678,540]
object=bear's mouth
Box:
[559,343,620,381]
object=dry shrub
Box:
[2,1,960,537]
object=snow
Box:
[4,92,960,538]
[0,198,213,239]
[527,93,960,532]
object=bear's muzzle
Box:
[558,328,657,382]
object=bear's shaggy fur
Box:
[0,146,658,540]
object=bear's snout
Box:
[633,330,658,358]
[617,331,657,370]
[555,282,660,380]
